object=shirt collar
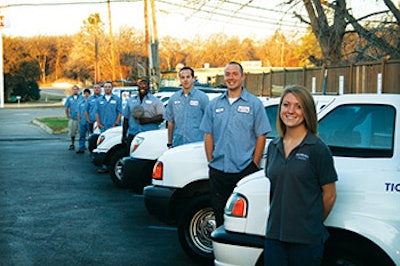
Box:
[303,131,319,144]
[272,131,318,147]
[221,87,250,102]
[179,87,196,96]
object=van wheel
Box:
[108,148,128,188]
[177,196,215,263]
[88,133,99,153]
[323,230,395,266]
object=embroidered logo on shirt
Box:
[190,100,199,106]
[237,105,250,113]
[174,100,181,105]
[295,153,309,161]
[110,100,117,104]
[145,100,153,104]
[216,107,224,113]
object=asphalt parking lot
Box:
[0,106,205,266]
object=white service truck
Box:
[212,94,400,266]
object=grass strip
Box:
[36,117,68,133]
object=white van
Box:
[212,94,400,266]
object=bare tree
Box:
[26,36,55,84]
[292,0,399,65]
[159,36,186,70]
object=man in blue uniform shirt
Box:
[121,78,164,150]
[200,61,271,226]
[95,82,122,132]
[76,88,91,153]
[84,83,102,134]
[64,85,83,150]
[95,82,122,174]
[165,66,209,148]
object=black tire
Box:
[88,133,99,153]
[107,147,129,188]
[129,160,155,194]
[177,195,215,263]
[322,230,395,266]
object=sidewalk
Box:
[2,101,63,109]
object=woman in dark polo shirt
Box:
[264,85,338,266]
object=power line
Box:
[157,0,308,31]
[1,0,140,9]
[1,0,305,29]
[1,0,309,36]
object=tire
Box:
[322,230,395,266]
[88,133,99,153]
[129,160,155,194]
[107,147,129,188]
[177,195,215,262]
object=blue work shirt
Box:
[64,94,83,120]
[200,88,271,173]
[95,94,122,131]
[77,98,88,126]
[123,93,164,135]
[165,88,209,147]
[85,94,101,122]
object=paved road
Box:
[0,106,65,138]
[0,106,206,266]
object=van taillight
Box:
[231,198,246,217]
[225,193,247,218]
[152,161,163,180]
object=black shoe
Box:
[76,150,84,154]
[69,145,75,150]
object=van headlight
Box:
[131,136,144,154]
[97,135,106,146]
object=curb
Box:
[32,119,54,134]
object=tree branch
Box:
[293,11,311,25]
[384,0,400,24]
[344,11,400,59]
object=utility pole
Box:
[107,0,116,82]
[94,35,100,83]
[0,14,5,108]
[144,0,160,90]
[0,29,3,108]
[150,0,160,90]
[144,0,150,78]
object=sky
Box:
[0,0,394,40]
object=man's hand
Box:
[139,117,151,125]
[139,114,163,125]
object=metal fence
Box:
[215,59,400,96]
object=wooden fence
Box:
[214,59,400,96]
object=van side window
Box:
[318,104,395,158]
[265,105,278,139]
